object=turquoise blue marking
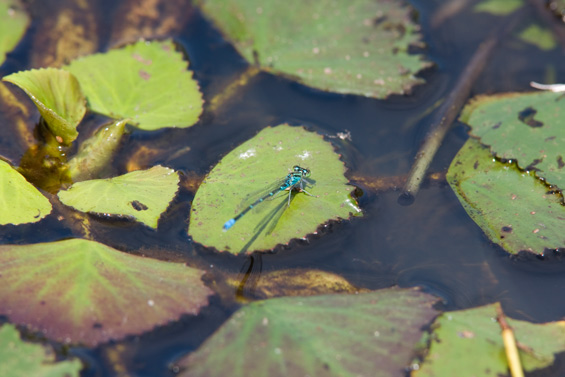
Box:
[223,165,313,231]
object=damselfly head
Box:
[293,165,310,177]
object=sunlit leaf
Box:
[68,119,127,182]
[0,239,214,346]
[447,139,565,255]
[0,159,51,225]
[58,165,179,229]
[64,39,203,131]
[0,323,82,377]
[461,91,565,190]
[3,68,86,144]
[415,303,565,376]
[178,287,439,377]
[189,124,361,254]
[196,0,429,98]
[0,0,29,66]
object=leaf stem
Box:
[398,9,525,205]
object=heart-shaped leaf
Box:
[0,239,214,346]
[178,287,439,377]
[58,165,179,229]
[416,303,565,376]
[196,0,429,98]
[447,138,565,255]
[64,39,203,130]
[189,124,361,254]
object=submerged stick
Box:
[398,9,525,205]
[496,304,525,377]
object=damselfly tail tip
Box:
[223,218,235,231]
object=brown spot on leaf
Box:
[558,156,565,169]
[525,159,542,172]
[132,53,152,65]
[492,122,501,129]
[139,69,151,80]
[518,107,543,128]
[130,200,148,211]
[501,226,513,233]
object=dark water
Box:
[2,0,565,376]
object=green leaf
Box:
[447,138,565,255]
[68,119,127,182]
[0,159,51,225]
[58,165,179,229]
[0,323,83,377]
[177,288,439,377]
[461,91,565,190]
[3,68,86,144]
[415,303,565,376]
[196,0,429,99]
[0,239,214,346]
[473,0,523,15]
[188,124,361,254]
[0,0,29,66]
[64,39,203,131]
[518,24,557,51]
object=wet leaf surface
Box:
[189,124,360,254]
[0,239,214,346]
[196,0,429,98]
[178,287,439,377]
[0,323,83,377]
[64,39,203,131]
[415,303,565,376]
[58,165,179,229]
[447,139,565,255]
[3,68,86,144]
[461,91,565,190]
[0,159,51,225]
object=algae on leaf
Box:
[0,159,51,225]
[64,39,203,130]
[415,303,565,376]
[196,0,429,99]
[178,287,439,377]
[447,139,565,255]
[189,124,361,254]
[0,0,29,66]
[58,165,179,229]
[3,68,86,143]
[0,324,82,377]
[0,239,214,346]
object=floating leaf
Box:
[196,0,429,99]
[64,39,203,130]
[189,124,361,254]
[0,238,214,346]
[0,323,82,377]
[415,303,565,376]
[461,91,565,190]
[447,139,565,255]
[0,159,51,225]
[58,165,179,229]
[3,68,86,144]
[518,24,557,51]
[473,0,523,15]
[68,119,127,182]
[178,287,439,377]
[0,0,29,66]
